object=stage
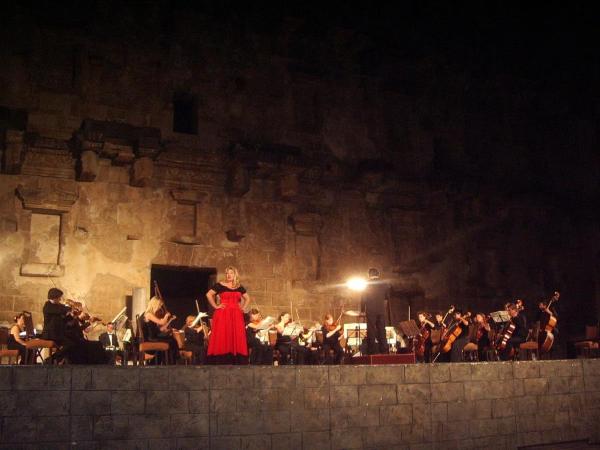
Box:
[1,360,599,449]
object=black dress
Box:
[144,319,178,364]
[7,326,26,364]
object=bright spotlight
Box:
[346,277,367,292]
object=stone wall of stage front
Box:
[1,359,599,449]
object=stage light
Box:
[346,277,367,292]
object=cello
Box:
[538,291,560,354]
[415,312,434,359]
[440,312,471,353]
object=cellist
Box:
[416,312,435,362]
[448,309,471,362]
[499,303,528,360]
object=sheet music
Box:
[256,316,276,330]
[191,312,209,327]
[283,322,303,337]
[111,307,127,325]
[490,310,510,323]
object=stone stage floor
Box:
[1,359,599,449]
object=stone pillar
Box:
[132,287,147,321]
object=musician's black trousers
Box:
[248,339,272,365]
[323,342,344,364]
[500,336,525,361]
[366,313,388,354]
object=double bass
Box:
[538,291,560,354]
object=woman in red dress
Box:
[206,266,250,364]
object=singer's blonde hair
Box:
[222,266,241,288]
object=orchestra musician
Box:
[449,309,471,362]
[8,312,28,364]
[206,266,250,364]
[41,288,71,363]
[99,322,121,364]
[41,288,69,345]
[246,309,273,365]
[361,268,391,355]
[143,296,179,364]
[321,314,344,364]
[499,303,528,360]
[275,312,307,364]
[474,313,491,361]
[182,315,206,365]
[434,311,446,330]
[416,312,435,362]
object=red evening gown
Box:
[207,283,248,363]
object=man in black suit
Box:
[361,268,391,355]
[41,288,69,344]
[99,322,121,364]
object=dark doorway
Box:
[150,265,216,330]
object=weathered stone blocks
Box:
[1,361,599,449]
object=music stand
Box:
[398,320,420,339]
[344,323,367,348]
[490,311,510,324]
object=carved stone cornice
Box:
[170,189,208,205]
[74,119,162,160]
[21,148,75,179]
[16,180,78,213]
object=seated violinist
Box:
[246,309,273,365]
[143,297,179,364]
[321,314,344,364]
[275,312,307,365]
[183,315,206,365]
[474,313,491,361]
[449,309,471,362]
[498,303,528,360]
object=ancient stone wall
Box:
[0,360,599,449]
[1,7,599,335]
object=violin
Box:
[153,281,176,334]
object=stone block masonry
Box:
[0,360,599,449]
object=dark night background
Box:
[1,1,598,353]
